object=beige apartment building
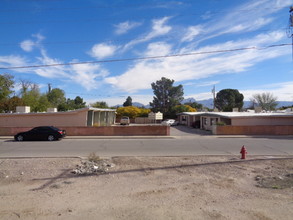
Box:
[0,107,116,127]
[177,111,293,135]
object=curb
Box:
[0,136,175,140]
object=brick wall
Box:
[214,125,293,135]
[0,125,170,136]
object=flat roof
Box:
[0,107,116,116]
[178,111,293,118]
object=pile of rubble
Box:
[255,173,293,189]
[72,160,115,175]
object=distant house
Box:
[0,107,116,127]
[177,111,293,135]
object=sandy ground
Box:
[0,156,292,220]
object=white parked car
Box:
[120,116,130,125]
[161,119,178,126]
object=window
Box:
[210,118,218,125]
[203,118,207,125]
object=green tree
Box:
[123,96,132,107]
[184,102,203,110]
[36,94,51,112]
[0,96,24,113]
[57,101,70,112]
[22,85,41,112]
[215,89,244,112]
[0,73,14,106]
[57,96,86,111]
[91,101,109,109]
[47,88,66,109]
[150,77,184,117]
[172,104,197,114]
[18,81,51,112]
[250,92,278,111]
[73,96,86,109]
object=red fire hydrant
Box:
[240,146,247,159]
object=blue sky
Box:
[0,0,292,106]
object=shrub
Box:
[216,121,226,126]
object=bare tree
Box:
[250,92,278,111]
[19,79,35,96]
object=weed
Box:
[63,181,73,185]
[50,184,61,189]
[88,152,101,163]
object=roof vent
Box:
[47,108,57,113]
[255,107,262,113]
[16,106,30,113]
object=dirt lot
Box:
[0,156,292,220]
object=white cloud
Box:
[189,0,290,45]
[104,0,291,94]
[185,81,293,102]
[123,17,172,50]
[224,18,273,34]
[27,49,108,91]
[20,33,45,52]
[150,17,172,36]
[0,55,28,67]
[240,81,293,101]
[4,0,292,102]
[89,43,118,59]
[70,62,109,90]
[274,0,292,8]
[33,49,69,78]
[105,30,289,93]
[181,25,203,42]
[145,42,172,56]
[114,21,141,35]
[20,40,35,52]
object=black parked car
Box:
[14,126,66,141]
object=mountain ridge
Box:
[113,99,293,109]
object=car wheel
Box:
[16,135,24,141]
[47,135,55,141]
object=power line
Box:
[0,43,291,70]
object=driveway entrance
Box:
[170,125,212,136]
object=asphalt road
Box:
[0,126,292,158]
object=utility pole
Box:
[287,6,293,60]
[211,85,216,110]
[48,83,52,93]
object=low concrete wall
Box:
[0,125,170,136]
[213,125,293,135]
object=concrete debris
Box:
[72,160,114,175]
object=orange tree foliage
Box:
[137,108,151,117]
[173,105,197,114]
[116,106,151,118]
